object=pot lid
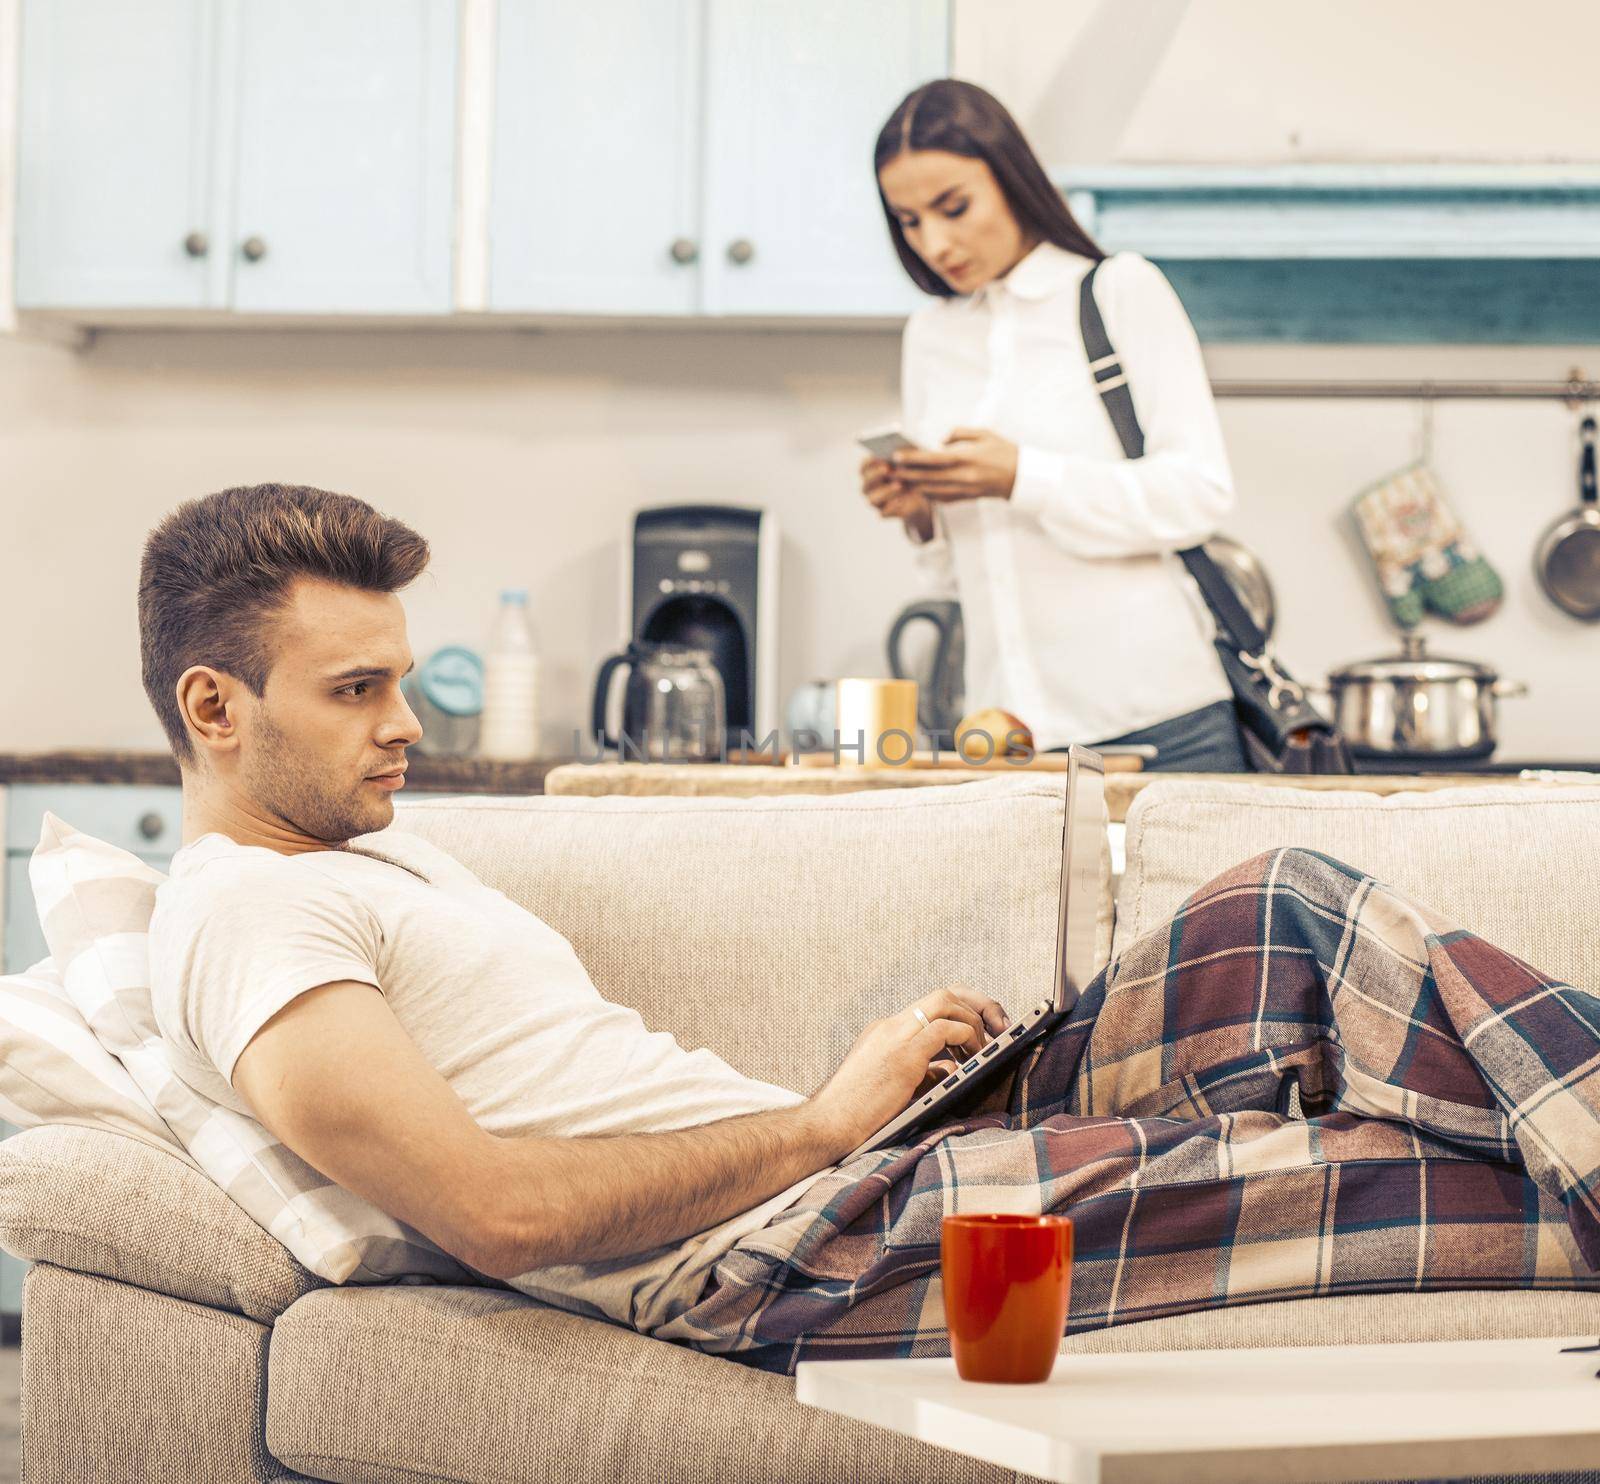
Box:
[1328,632,1499,684]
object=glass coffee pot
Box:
[590,642,726,761]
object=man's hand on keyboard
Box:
[808,986,1009,1159]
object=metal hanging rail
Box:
[1210,374,1598,402]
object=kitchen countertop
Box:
[5,753,1594,824]
[543,761,1599,823]
[0,751,575,793]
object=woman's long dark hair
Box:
[875,79,1104,297]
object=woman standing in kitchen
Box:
[862,79,1247,771]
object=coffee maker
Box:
[616,505,779,749]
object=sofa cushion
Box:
[1115,781,1600,993]
[0,955,192,1158]
[0,1124,321,1323]
[20,1264,316,1483]
[27,812,476,1288]
[395,775,1112,1096]
[266,1284,1009,1484]
[265,1282,1600,1484]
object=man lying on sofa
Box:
[143,483,1600,1375]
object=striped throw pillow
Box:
[28,811,474,1286]
[0,956,192,1160]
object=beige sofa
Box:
[4,774,1600,1484]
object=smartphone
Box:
[857,424,919,461]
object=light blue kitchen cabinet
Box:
[487,0,947,318]
[4,778,186,985]
[15,0,458,314]
[15,0,223,309]
[698,0,948,317]
[3,860,46,975]
[490,0,703,314]
[229,0,458,313]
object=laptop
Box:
[844,745,1107,1161]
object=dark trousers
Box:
[1092,697,1247,772]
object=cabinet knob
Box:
[137,812,165,842]
[726,238,755,267]
[183,231,209,259]
[669,237,699,265]
[240,236,268,262]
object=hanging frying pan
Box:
[1536,414,1600,621]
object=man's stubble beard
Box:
[246,707,391,845]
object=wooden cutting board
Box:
[793,750,1144,772]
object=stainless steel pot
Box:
[1317,634,1528,760]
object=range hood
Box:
[1057,166,1600,261]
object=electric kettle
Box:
[591,642,726,761]
[886,599,964,743]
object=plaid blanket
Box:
[657,846,1600,1373]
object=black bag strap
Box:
[1077,260,1146,459]
[1077,260,1271,659]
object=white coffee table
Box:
[796,1335,1600,1484]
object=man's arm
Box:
[234,979,1006,1282]
[486,1102,836,1276]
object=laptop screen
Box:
[1053,746,1107,1010]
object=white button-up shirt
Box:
[901,242,1235,749]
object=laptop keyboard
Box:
[925,1013,1039,1101]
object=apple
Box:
[954,707,1033,763]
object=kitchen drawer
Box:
[5,783,183,855]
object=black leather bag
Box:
[1078,261,1354,775]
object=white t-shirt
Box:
[901,243,1235,746]
[148,828,824,1332]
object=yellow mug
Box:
[834,678,919,768]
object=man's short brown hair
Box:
[139,484,430,764]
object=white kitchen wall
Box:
[0,324,915,757]
[2,327,1598,761]
[956,0,1597,166]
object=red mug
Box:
[941,1213,1073,1383]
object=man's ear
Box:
[175,665,242,759]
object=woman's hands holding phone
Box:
[891,426,1019,503]
[860,456,936,541]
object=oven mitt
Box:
[1349,464,1503,628]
